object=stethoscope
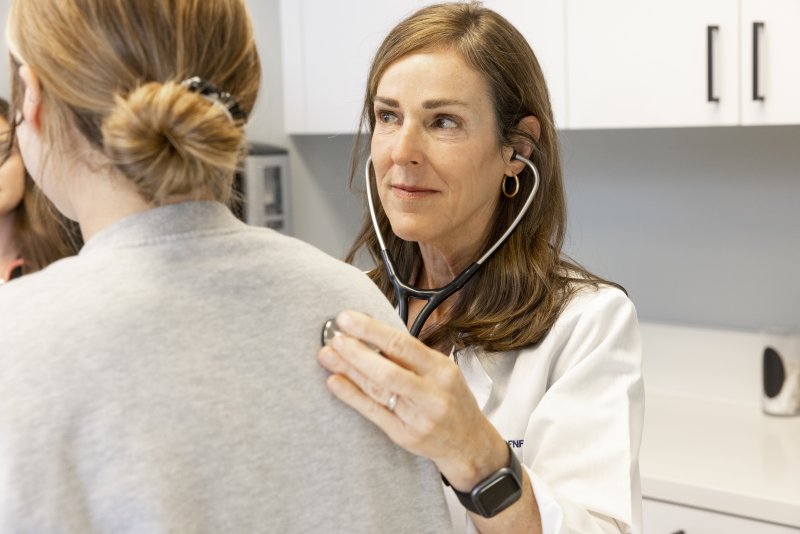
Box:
[321,151,540,344]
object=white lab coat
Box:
[445,284,644,534]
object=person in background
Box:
[0,97,79,284]
[318,3,644,533]
[0,0,452,531]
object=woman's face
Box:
[370,48,512,255]
[0,116,26,217]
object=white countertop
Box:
[641,391,800,527]
[639,322,800,528]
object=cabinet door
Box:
[643,499,800,534]
[280,0,426,134]
[566,0,739,129]
[740,0,800,125]
[281,1,565,134]
[482,1,567,128]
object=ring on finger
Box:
[386,392,398,413]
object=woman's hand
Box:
[317,310,509,491]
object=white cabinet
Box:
[740,0,800,125]
[280,0,566,134]
[643,499,800,534]
[566,0,739,129]
[566,0,800,129]
[280,0,427,134]
[281,1,800,132]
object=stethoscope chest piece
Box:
[321,318,340,347]
[320,316,382,353]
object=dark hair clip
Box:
[181,76,246,122]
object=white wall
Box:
[561,126,800,331]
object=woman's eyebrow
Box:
[422,99,467,109]
[374,96,399,107]
[374,97,468,109]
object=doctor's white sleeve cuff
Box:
[528,467,635,534]
[529,467,566,534]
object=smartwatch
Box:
[443,442,523,518]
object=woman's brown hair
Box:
[6,0,260,206]
[346,2,620,352]
[0,97,80,274]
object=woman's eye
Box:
[376,110,398,124]
[433,116,459,129]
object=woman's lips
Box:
[391,184,437,199]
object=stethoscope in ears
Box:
[343,150,541,339]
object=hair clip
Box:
[181,76,246,122]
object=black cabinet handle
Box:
[672,531,685,534]
[707,25,719,102]
[753,21,765,101]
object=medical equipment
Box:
[232,143,291,234]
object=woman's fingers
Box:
[324,372,413,444]
[334,310,441,372]
[325,367,447,457]
[318,312,491,462]
[327,331,425,400]
[318,345,394,406]
[319,334,437,429]
[319,313,460,416]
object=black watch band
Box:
[442,442,523,518]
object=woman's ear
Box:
[504,115,541,176]
[18,65,43,133]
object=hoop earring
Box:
[502,174,520,198]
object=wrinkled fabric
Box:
[445,285,643,534]
[0,201,452,534]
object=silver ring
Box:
[386,393,398,413]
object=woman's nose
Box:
[391,124,422,166]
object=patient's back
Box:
[0,202,452,533]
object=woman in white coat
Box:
[318,3,644,533]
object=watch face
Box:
[477,473,521,515]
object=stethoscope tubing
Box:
[365,153,540,337]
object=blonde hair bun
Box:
[102,81,244,205]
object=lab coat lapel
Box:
[455,347,493,411]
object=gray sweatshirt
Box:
[0,201,452,533]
